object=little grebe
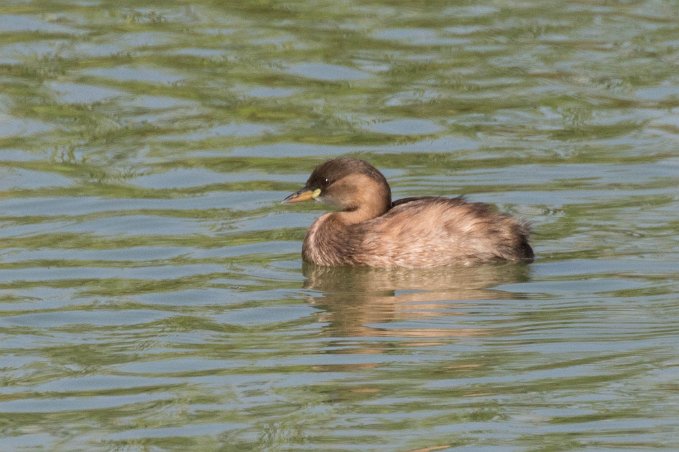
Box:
[284,157,534,268]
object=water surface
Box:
[1,1,679,450]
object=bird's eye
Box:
[323,177,329,186]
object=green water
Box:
[1,1,679,450]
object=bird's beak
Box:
[283,188,321,203]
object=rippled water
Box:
[2,1,679,449]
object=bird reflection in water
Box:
[303,262,531,344]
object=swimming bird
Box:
[284,157,533,268]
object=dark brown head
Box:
[284,157,392,222]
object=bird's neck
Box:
[334,196,390,225]
[334,209,375,225]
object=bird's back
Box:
[348,197,533,268]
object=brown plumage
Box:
[284,157,533,268]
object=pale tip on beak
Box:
[282,188,321,204]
